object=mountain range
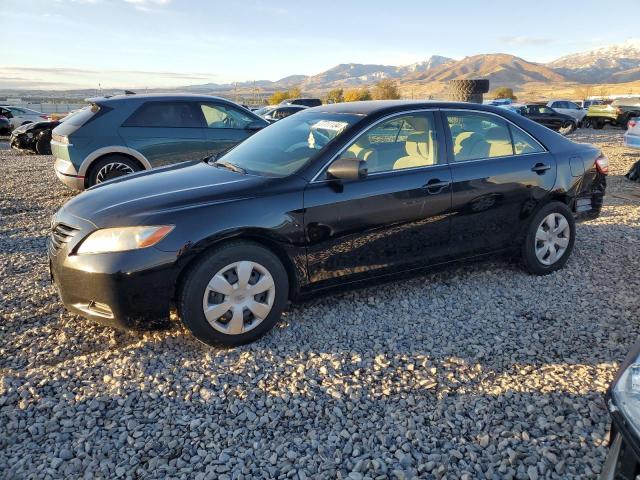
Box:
[180,40,640,94]
[3,41,639,98]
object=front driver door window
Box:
[303,112,453,285]
[199,103,260,156]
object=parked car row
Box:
[585,97,640,130]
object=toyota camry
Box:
[48,101,607,346]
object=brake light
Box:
[629,119,637,129]
[40,115,48,119]
[595,154,609,175]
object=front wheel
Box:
[558,121,576,136]
[35,133,51,155]
[521,202,576,276]
[178,242,289,347]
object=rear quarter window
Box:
[123,101,202,128]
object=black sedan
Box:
[49,101,607,346]
[520,104,577,135]
[601,340,640,479]
[10,119,60,154]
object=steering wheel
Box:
[222,116,234,128]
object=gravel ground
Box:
[1,129,639,479]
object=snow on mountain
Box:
[548,39,640,82]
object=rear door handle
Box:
[423,179,451,194]
[531,163,551,174]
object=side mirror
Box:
[246,120,266,131]
[327,157,368,181]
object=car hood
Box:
[60,160,272,228]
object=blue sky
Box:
[1,0,638,89]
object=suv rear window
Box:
[123,101,201,128]
[64,106,99,127]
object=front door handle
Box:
[532,163,551,174]
[423,179,451,194]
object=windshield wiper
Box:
[213,160,246,174]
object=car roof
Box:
[305,100,518,116]
[86,93,235,104]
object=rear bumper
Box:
[54,157,85,190]
[624,133,640,149]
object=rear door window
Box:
[123,101,201,128]
[446,112,514,161]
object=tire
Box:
[178,241,289,347]
[593,119,604,130]
[87,155,142,187]
[448,79,489,104]
[521,202,576,276]
[558,121,576,136]
[35,133,51,155]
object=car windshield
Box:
[216,111,362,177]
[254,107,273,116]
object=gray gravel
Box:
[1,129,639,479]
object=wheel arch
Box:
[83,152,147,188]
[78,146,151,177]
[173,231,302,305]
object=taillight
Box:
[629,119,637,129]
[40,115,48,119]
[616,107,623,115]
[595,154,609,175]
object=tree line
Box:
[268,79,402,105]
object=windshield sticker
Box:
[312,120,349,133]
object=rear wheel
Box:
[521,202,575,276]
[87,155,142,187]
[593,119,604,130]
[178,242,289,346]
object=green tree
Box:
[326,88,344,104]
[372,80,401,100]
[344,88,372,102]
[492,87,517,100]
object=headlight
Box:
[613,351,640,436]
[77,225,174,254]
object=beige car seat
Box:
[344,136,379,170]
[484,127,514,157]
[454,131,490,161]
[393,131,436,169]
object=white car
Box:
[1,106,47,129]
[547,100,587,125]
[623,117,640,149]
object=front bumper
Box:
[54,157,85,190]
[48,212,180,329]
[601,398,640,480]
[10,132,35,151]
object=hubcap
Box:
[95,162,135,183]
[535,213,571,266]
[202,261,275,335]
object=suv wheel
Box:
[521,202,576,276]
[88,155,141,187]
[178,242,289,347]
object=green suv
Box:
[51,94,268,190]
